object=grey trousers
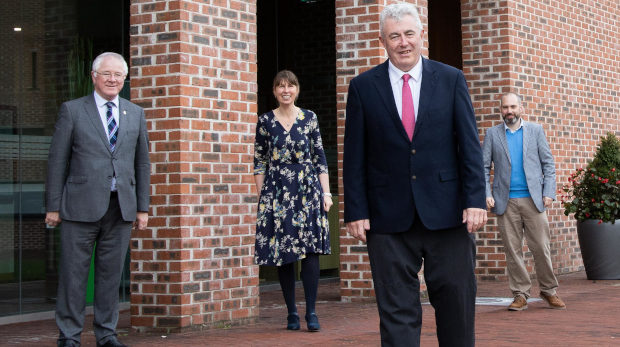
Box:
[497,197,558,299]
[56,194,132,346]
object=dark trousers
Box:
[56,193,133,346]
[366,214,477,347]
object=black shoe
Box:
[287,312,301,330]
[305,313,321,331]
[96,337,129,347]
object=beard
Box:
[503,114,520,125]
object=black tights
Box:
[277,253,320,316]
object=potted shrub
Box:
[562,132,620,279]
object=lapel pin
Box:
[123,110,126,115]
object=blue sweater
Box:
[506,128,531,198]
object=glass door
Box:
[0,0,130,318]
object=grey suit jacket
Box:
[46,93,150,222]
[482,120,556,215]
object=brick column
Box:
[462,0,620,280]
[336,0,429,302]
[461,0,513,281]
[129,0,259,331]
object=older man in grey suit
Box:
[45,52,150,347]
[483,92,565,311]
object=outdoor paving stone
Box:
[2,271,619,346]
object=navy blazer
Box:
[343,58,486,233]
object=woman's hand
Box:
[317,173,332,211]
[323,195,333,212]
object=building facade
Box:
[336,0,618,303]
[2,0,618,332]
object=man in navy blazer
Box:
[343,4,487,347]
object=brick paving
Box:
[3,271,620,346]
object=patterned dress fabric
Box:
[254,108,331,266]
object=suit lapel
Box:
[85,93,113,154]
[114,98,127,152]
[413,57,436,140]
[498,124,511,164]
[521,120,529,157]
[372,61,410,142]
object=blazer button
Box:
[411,149,416,154]
[412,175,417,180]
[108,176,112,179]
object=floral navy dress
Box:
[254,108,331,266]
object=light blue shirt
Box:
[505,121,530,199]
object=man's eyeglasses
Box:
[95,71,126,80]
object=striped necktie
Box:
[402,74,415,139]
[105,101,118,151]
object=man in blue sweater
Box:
[482,92,566,311]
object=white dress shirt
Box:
[93,91,120,191]
[387,57,423,121]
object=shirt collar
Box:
[504,118,524,132]
[94,91,119,109]
[388,56,423,84]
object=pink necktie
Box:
[402,74,415,139]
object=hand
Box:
[45,211,62,227]
[462,208,487,233]
[346,219,370,242]
[543,196,553,208]
[133,211,149,230]
[486,197,495,210]
[323,195,333,212]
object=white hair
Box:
[92,52,129,75]
[379,3,423,38]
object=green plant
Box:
[65,36,95,101]
[48,36,95,115]
[562,132,620,224]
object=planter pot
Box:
[577,220,620,280]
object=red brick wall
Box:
[336,0,429,302]
[336,0,617,301]
[463,0,619,281]
[123,0,618,324]
[129,0,259,331]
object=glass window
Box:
[0,0,130,318]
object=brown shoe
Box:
[540,292,566,309]
[508,296,528,311]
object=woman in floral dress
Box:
[254,70,332,331]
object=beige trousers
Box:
[497,197,558,299]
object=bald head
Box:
[499,93,524,126]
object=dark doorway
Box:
[256,0,339,285]
[78,0,131,100]
[78,0,130,59]
[428,0,463,70]
[75,0,132,303]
